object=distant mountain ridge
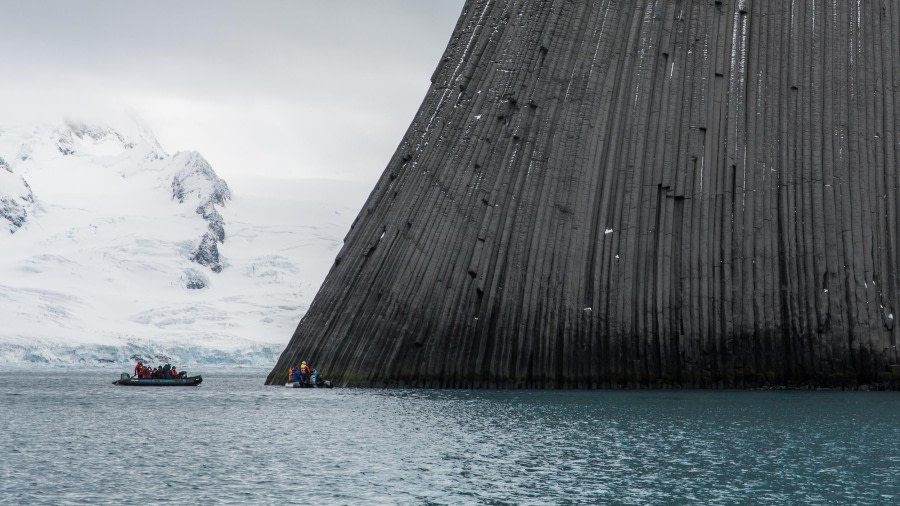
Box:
[0,117,370,366]
[0,119,230,276]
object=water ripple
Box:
[2,371,898,504]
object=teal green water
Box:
[2,370,898,504]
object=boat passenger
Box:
[171,366,178,378]
[299,361,312,384]
[134,362,144,378]
[291,366,302,383]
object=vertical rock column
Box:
[268,0,900,388]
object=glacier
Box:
[0,117,370,367]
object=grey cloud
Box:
[0,0,464,181]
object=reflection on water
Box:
[2,370,898,503]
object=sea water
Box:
[2,370,898,504]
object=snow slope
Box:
[0,119,369,367]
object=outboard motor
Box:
[120,372,131,381]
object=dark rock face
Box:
[171,152,231,272]
[182,268,209,289]
[269,0,900,388]
[197,202,226,243]
[0,156,34,234]
[171,152,231,208]
[0,197,29,232]
[192,231,223,273]
[186,279,207,290]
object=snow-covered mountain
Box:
[0,118,369,367]
[0,155,34,233]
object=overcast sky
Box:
[0,0,464,182]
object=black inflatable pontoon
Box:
[285,380,332,388]
[113,373,202,386]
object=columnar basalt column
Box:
[268,0,900,388]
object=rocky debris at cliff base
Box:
[182,269,209,289]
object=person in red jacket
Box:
[134,361,144,378]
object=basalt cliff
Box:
[269,0,900,388]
